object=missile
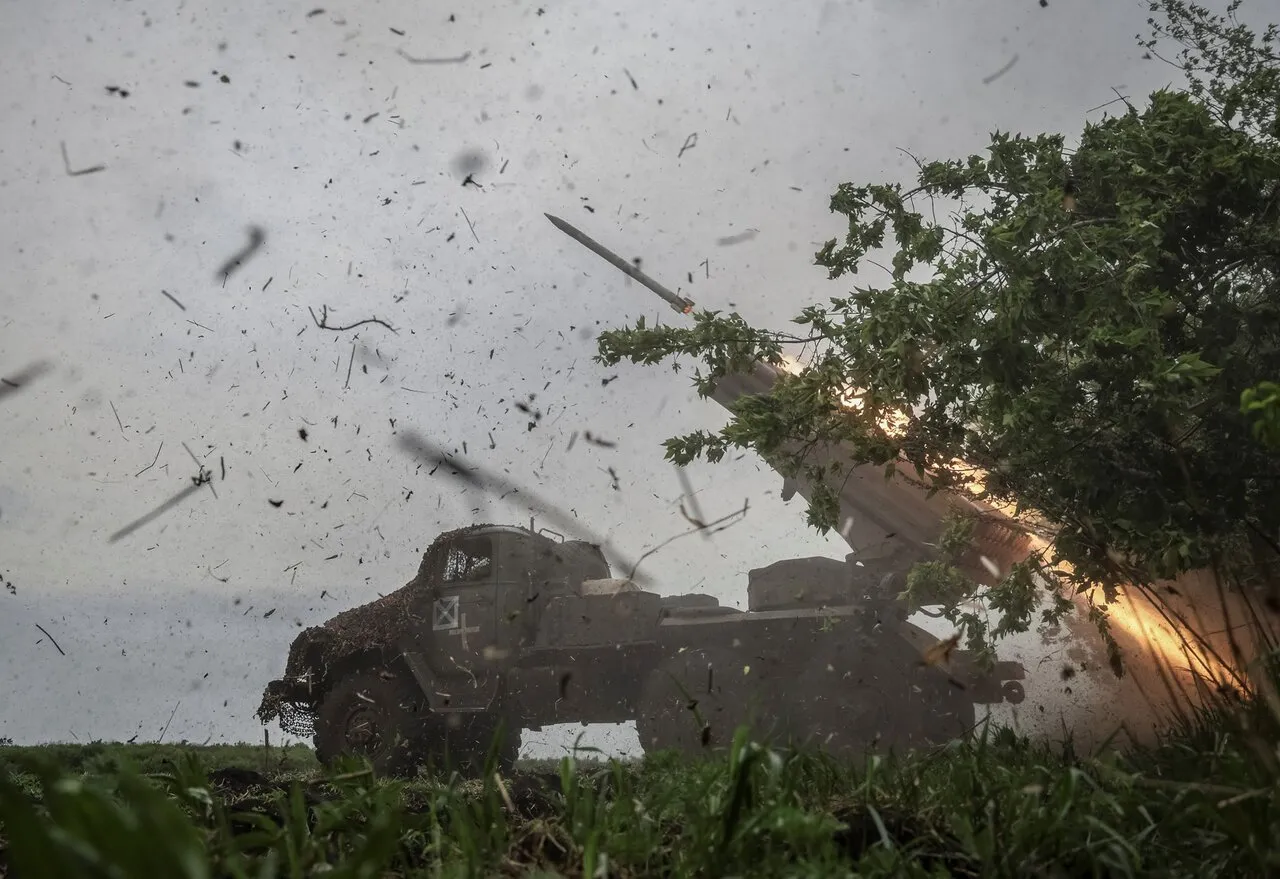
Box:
[545,213,695,314]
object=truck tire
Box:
[636,647,768,757]
[313,664,429,777]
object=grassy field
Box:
[2,701,1279,878]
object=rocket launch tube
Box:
[545,212,1032,579]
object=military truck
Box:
[257,521,1025,776]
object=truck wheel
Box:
[636,647,763,757]
[313,665,428,777]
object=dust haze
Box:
[0,0,1191,762]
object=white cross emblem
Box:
[447,612,483,651]
[433,596,459,630]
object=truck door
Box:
[428,533,497,678]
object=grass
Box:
[2,699,1279,879]
[0,741,319,781]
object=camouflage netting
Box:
[435,522,510,539]
[274,696,317,738]
[256,577,427,731]
[306,581,429,676]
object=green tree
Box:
[596,1,1280,670]
[1242,380,1280,449]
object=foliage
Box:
[1242,381,1280,449]
[595,0,1280,667]
[3,692,1280,879]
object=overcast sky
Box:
[0,0,1225,757]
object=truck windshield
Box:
[442,536,493,582]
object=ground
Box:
[2,712,1278,878]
